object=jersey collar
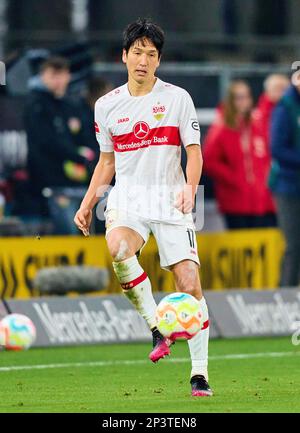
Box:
[125,77,161,98]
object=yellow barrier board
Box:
[0,229,285,299]
[198,229,284,290]
[0,236,109,299]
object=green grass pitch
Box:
[0,337,299,413]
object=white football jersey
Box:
[94,77,201,224]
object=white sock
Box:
[113,255,157,329]
[188,297,209,380]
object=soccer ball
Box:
[0,314,36,351]
[156,292,203,341]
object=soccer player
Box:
[74,18,212,397]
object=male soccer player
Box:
[74,18,212,397]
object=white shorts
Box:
[105,209,200,271]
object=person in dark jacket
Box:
[270,82,300,287]
[75,76,113,173]
[254,74,289,142]
[24,56,91,234]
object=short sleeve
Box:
[94,100,114,152]
[179,90,201,147]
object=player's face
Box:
[122,38,160,84]
[41,68,71,97]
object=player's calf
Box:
[171,260,202,300]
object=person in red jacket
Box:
[203,80,276,229]
[253,74,289,142]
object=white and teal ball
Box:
[0,314,36,350]
[156,292,203,341]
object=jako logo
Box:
[118,118,129,124]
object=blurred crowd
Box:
[0,56,300,285]
[23,56,112,235]
[0,56,113,236]
[203,72,300,287]
[203,74,289,230]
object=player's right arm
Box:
[74,152,115,235]
[74,152,115,236]
[74,99,115,235]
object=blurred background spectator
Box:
[253,74,289,140]
[24,56,94,234]
[203,80,276,229]
[74,76,113,174]
[270,78,300,287]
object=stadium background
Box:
[0,0,300,414]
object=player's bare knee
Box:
[115,239,131,261]
[108,238,131,261]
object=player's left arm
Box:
[175,144,203,213]
[175,89,202,214]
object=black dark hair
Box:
[40,56,70,73]
[123,18,165,58]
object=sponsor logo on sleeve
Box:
[191,120,200,131]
